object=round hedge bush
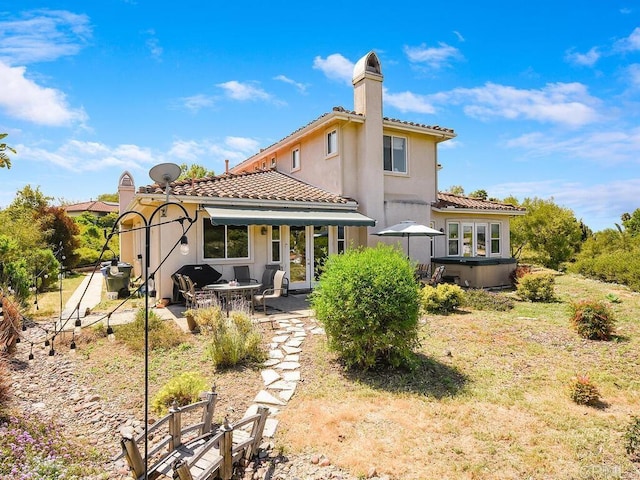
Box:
[310,244,420,370]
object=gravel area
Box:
[6,317,375,480]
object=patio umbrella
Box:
[373,220,444,258]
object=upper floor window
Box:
[383,135,407,173]
[326,130,337,157]
[291,147,300,171]
[203,220,249,259]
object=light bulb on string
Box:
[48,340,55,356]
[74,306,82,334]
[110,257,119,275]
[28,344,34,361]
[106,314,115,342]
[69,335,76,355]
[179,235,190,255]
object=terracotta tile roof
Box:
[138,169,351,204]
[64,200,119,214]
[434,192,524,212]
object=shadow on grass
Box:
[343,352,468,399]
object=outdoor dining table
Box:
[204,282,262,316]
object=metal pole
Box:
[144,223,150,480]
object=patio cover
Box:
[204,206,376,227]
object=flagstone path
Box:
[245,316,325,440]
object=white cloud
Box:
[0,61,87,126]
[626,63,640,87]
[312,53,354,85]
[441,82,600,127]
[615,27,640,52]
[383,88,436,114]
[16,140,153,171]
[224,136,259,153]
[144,30,163,61]
[168,138,260,166]
[216,80,273,102]
[565,47,600,67]
[504,127,640,164]
[0,9,91,65]
[180,94,216,112]
[453,31,465,42]
[490,178,640,230]
[404,42,462,69]
[274,74,308,93]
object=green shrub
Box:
[311,244,420,370]
[516,273,555,302]
[568,375,600,406]
[462,288,514,311]
[569,300,616,340]
[191,305,225,333]
[624,416,640,461]
[204,311,265,368]
[420,283,464,315]
[151,371,208,415]
[115,308,187,352]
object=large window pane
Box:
[393,137,406,172]
[383,135,392,171]
[448,223,459,255]
[227,225,248,258]
[271,226,280,262]
[203,220,248,259]
[491,223,501,254]
[204,223,225,259]
[476,225,486,257]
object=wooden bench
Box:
[118,386,268,480]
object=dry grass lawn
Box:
[277,274,640,480]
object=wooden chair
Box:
[183,275,214,309]
[252,270,286,314]
[415,263,431,282]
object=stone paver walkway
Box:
[244,316,324,439]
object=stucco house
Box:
[117,51,523,301]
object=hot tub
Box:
[431,257,517,289]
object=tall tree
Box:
[0,133,16,169]
[97,192,119,202]
[469,189,488,200]
[445,185,465,196]
[179,163,215,180]
[510,197,583,269]
[621,208,640,236]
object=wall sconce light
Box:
[260,226,268,235]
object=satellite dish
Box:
[149,163,181,186]
[149,163,181,214]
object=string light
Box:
[48,338,55,356]
[106,313,115,342]
[28,344,34,361]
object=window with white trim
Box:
[447,222,502,257]
[327,129,337,156]
[203,220,249,259]
[291,147,300,171]
[448,223,460,255]
[337,226,345,254]
[383,135,407,173]
[270,226,281,263]
[490,223,501,255]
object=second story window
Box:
[383,135,407,173]
[291,147,300,171]
[327,130,337,156]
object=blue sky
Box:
[1,1,639,232]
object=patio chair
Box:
[233,265,259,284]
[415,263,431,282]
[423,265,446,287]
[183,275,214,309]
[175,273,192,308]
[253,270,286,316]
